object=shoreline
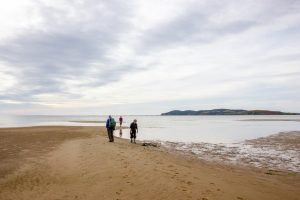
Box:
[1,126,300,200]
[1,126,299,174]
[238,119,300,122]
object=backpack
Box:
[109,118,116,129]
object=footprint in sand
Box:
[202,189,212,195]
[186,181,193,185]
[236,197,244,200]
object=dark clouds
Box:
[0,0,134,102]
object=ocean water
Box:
[1,115,300,143]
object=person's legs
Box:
[133,132,136,143]
[108,129,114,142]
[130,131,133,143]
[131,132,136,143]
[107,129,111,142]
[119,128,122,137]
[111,129,114,142]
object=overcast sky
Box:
[0,0,299,115]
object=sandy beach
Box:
[0,126,299,200]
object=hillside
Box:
[161,109,300,115]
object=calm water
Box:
[1,115,300,143]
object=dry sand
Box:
[0,126,299,200]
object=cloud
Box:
[138,0,300,51]
[0,0,136,103]
[140,13,256,51]
[0,0,300,114]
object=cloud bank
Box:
[0,0,300,114]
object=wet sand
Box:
[163,131,300,173]
[0,126,300,200]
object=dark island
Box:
[161,109,300,115]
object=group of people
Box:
[105,116,138,143]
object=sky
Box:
[0,0,300,115]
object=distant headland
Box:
[161,109,300,116]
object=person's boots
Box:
[131,139,132,143]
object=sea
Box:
[1,115,300,143]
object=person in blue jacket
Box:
[106,115,116,142]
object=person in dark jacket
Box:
[130,119,138,143]
[119,116,123,127]
[106,115,115,142]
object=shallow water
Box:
[1,115,300,143]
[119,115,300,143]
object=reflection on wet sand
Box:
[119,127,123,137]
